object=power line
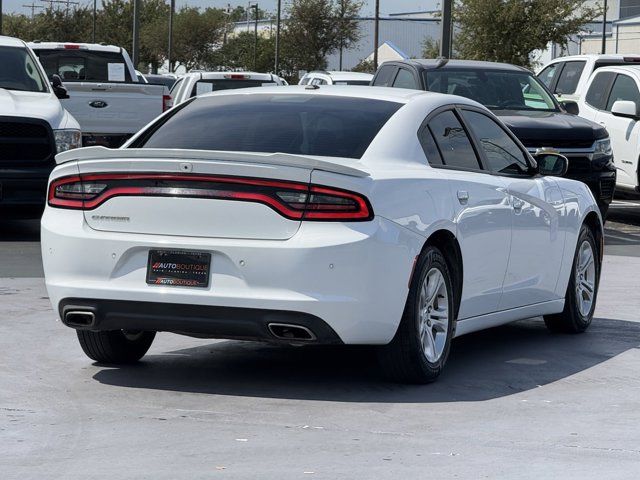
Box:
[23,2,44,17]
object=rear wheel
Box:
[76,330,156,364]
[544,225,599,333]
[378,246,456,384]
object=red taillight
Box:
[64,44,81,49]
[623,56,640,63]
[224,74,250,80]
[47,173,373,222]
[162,94,173,112]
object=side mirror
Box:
[51,74,69,100]
[535,152,569,176]
[560,100,579,115]
[611,100,638,120]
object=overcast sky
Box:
[4,0,440,17]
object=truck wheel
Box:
[544,225,600,333]
[76,330,155,364]
[377,246,456,384]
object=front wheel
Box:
[77,330,156,364]
[377,246,456,384]
[544,225,600,333]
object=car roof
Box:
[0,35,27,48]
[548,54,640,62]
[310,71,374,80]
[28,42,121,53]
[198,84,482,107]
[388,59,530,73]
[587,64,640,76]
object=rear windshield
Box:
[190,79,276,97]
[0,46,48,93]
[133,94,401,159]
[424,69,558,112]
[34,49,133,83]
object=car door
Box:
[594,73,640,188]
[459,107,565,310]
[423,108,512,319]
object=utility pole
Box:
[0,0,3,36]
[601,0,608,54]
[252,3,258,71]
[274,0,281,74]
[440,0,453,58]
[168,0,175,73]
[23,2,44,18]
[92,0,96,42]
[132,0,141,68]
[373,0,379,70]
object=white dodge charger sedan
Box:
[42,86,603,383]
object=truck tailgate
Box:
[62,83,166,135]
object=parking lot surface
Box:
[1,200,640,479]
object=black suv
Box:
[371,59,616,218]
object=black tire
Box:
[377,246,456,384]
[76,330,156,364]
[544,225,600,334]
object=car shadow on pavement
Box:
[92,316,640,402]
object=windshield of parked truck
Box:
[0,46,48,93]
[425,69,558,111]
[34,49,134,83]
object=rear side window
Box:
[428,110,481,170]
[34,49,133,82]
[606,74,640,111]
[392,69,418,89]
[554,61,586,94]
[372,65,397,87]
[585,72,615,109]
[461,110,529,175]
[418,127,444,165]
[134,94,402,159]
[538,63,560,88]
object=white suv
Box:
[579,65,640,193]
[299,71,373,86]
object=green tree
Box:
[421,38,440,58]
[171,7,229,71]
[455,0,602,68]
[352,58,374,73]
[284,0,362,72]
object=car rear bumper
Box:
[59,298,343,344]
[42,210,423,344]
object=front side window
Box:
[461,110,530,175]
[372,65,397,87]
[0,46,48,93]
[554,61,586,95]
[428,110,481,170]
[35,49,133,82]
[585,72,615,110]
[392,69,418,89]
[538,63,560,89]
[605,74,640,111]
[425,69,558,111]
[133,94,402,159]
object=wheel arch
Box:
[421,229,463,318]
[583,210,604,263]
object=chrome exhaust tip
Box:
[64,310,96,328]
[268,323,316,341]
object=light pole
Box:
[252,3,259,71]
[168,0,175,73]
[132,0,141,68]
[373,0,379,70]
[0,0,4,36]
[601,0,608,54]
[440,0,453,58]
[274,0,281,74]
[92,0,96,43]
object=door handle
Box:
[457,190,469,205]
[512,197,525,213]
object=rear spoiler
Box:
[55,146,370,178]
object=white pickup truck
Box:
[29,42,171,147]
